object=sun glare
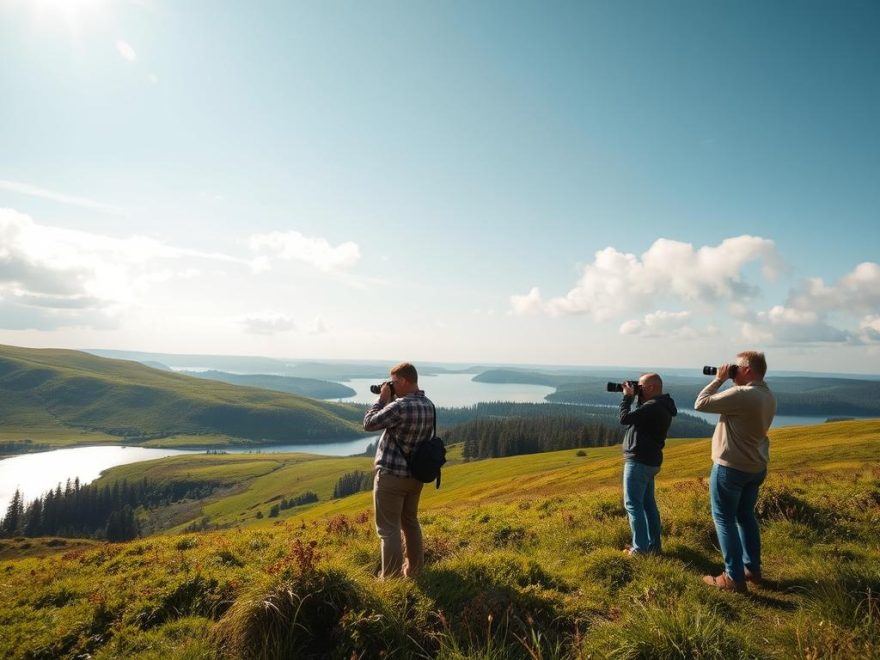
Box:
[20,0,106,34]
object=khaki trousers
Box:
[373,470,424,578]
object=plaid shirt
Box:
[364,390,435,478]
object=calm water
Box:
[340,373,554,407]
[0,446,190,517]
[0,437,382,514]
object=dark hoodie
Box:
[619,393,678,467]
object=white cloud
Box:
[740,305,851,345]
[859,315,880,342]
[249,230,361,272]
[0,208,242,330]
[736,262,880,345]
[509,287,545,316]
[0,179,124,215]
[787,262,880,315]
[619,310,699,339]
[116,40,137,62]
[511,236,782,320]
[241,313,297,335]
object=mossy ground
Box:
[1,420,878,658]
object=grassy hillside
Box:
[0,344,367,448]
[1,419,877,658]
[181,370,357,400]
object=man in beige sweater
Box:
[694,351,776,592]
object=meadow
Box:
[0,419,877,658]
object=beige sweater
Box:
[694,379,777,473]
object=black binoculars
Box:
[703,365,738,378]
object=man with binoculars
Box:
[617,373,677,556]
[695,351,777,592]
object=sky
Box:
[1,0,879,373]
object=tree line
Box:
[1,477,219,542]
[449,415,622,459]
[333,471,374,498]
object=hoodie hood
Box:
[651,393,678,416]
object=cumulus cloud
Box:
[736,262,880,345]
[249,231,361,273]
[116,40,137,62]
[511,236,782,320]
[0,208,242,330]
[619,310,699,339]
[738,305,852,344]
[787,262,880,315]
[241,313,297,335]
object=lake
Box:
[340,373,555,407]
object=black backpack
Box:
[390,404,446,488]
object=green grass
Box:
[0,344,368,447]
[1,419,878,658]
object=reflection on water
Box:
[341,373,554,407]
[0,436,382,514]
[0,446,189,517]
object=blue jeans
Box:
[623,460,662,554]
[710,463,766,583]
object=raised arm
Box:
[363,400,402,432]
[694,380,748,414]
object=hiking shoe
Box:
[703,572,747,593]
[744,568,763,586]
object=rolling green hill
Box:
[0,419,877,658]
[0,344,366,447]
[180,370,357,400]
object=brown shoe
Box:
[703,572,747,593]
[744,568,763,586]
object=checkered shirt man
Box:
[364,390,435,478]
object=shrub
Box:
[581,548,634,592]
[133,575,231,630]
[175,537,198,551]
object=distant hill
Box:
[0,344,365,443]
[181,370,357,400]
[87,349,485,380]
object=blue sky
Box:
[1,0,878,373]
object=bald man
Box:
[619,373,678,555]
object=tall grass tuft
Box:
[803,563,880,633]
[213,566,361,659]
[599,603,746,659]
